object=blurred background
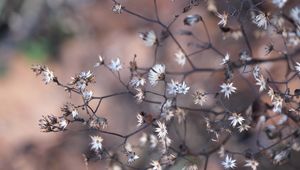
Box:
[0,0,300,169]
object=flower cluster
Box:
[32,1,300,170]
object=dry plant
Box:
[32,0,300,169]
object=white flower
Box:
[42,68,54,84]
[252,65,261,80]
[75,79,86,91]
[139,30,157,47]
[255,75,266,92]
[295,62,300,72]
[238,124,251,132]
[135,88,145,103]
[216,12,228,27]
[149,160,161,170]
[220,53,230,65]
[59,118,68,129]
[90,136,103,151]
[137,112,144,127]
[244,159,259,170]
[155,121,168,139]
[222,155,237,169]
[112,3,122,14]
[148,64,165,86]
[228,113,245,127]
[253,13,268,29]
[193,90,207,106]
[184,14,201,26]
[167,80,190,95]
[83,90,93,101]
[178,81,190,94]
[127,151,139,164]
[272,0,287,8]
[220,82,237,99]
[291,7,300,24]
[130,76,146,87]
[71,109,78,118]
[79,70,93,79]
[108,58,122,71]
[175,50,186,66]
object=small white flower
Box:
[130,76,146,87]
[135,88,145,103]
[238,124,251,132]
[184,14,201,26]
[291,7,300,24]
[272,0,287,8]
[137,112,144,127]
[108,58,122,71]
[148,64,165,86]
[193,90,207,106]
[59,118,68,129]
[167,80,190,95]
[228,113,245,127]
[71,109,78,118]
[222,155,237,169]
[255,75,267,92]
[83,90,93,101]
[178,81,190,94]
[220,82,237,99]
[79,70,93,79]
[139,30,157,47]
[220,53,230,65]
[216,11,228,27]
[175,50,186,66]
[253,13,268,29]
[252,65,261,80]
[75,79,86,91]
[149,160,161,170]
[155,121,168,139]
[90,136,103,151]
[42,68,54,84]
[112,3,122,14]
[244,159,259,170]
[127,151,139,164]
[295,62,300,72]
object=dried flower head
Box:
[193,90,207,106]
[31,65,55,84]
